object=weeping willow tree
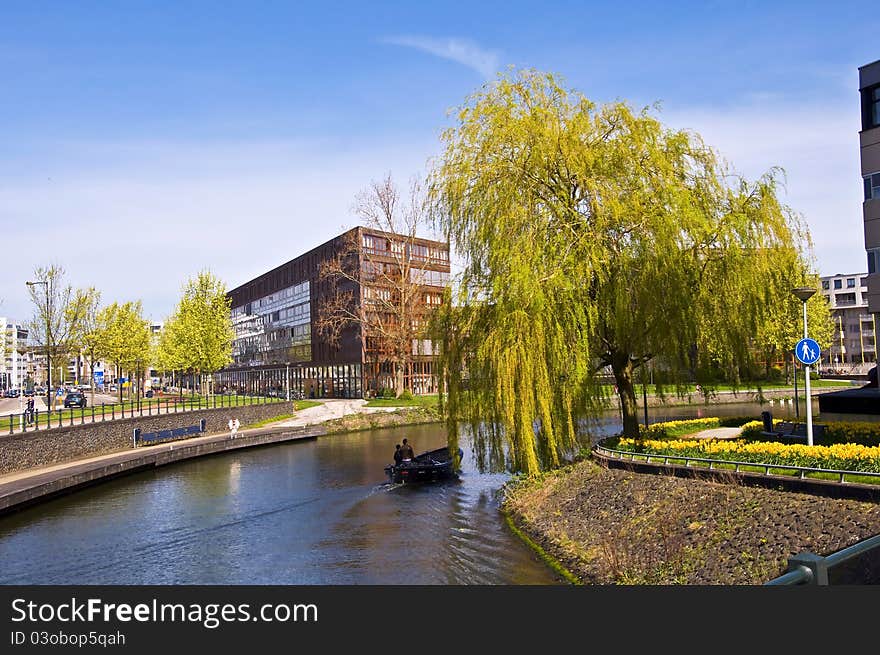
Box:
[429,69,818,475]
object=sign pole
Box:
[791,287,818,447]
[802,300,814,446]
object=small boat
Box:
[385,446,463,484]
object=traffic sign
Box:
[795,338,821,366]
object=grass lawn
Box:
[364,394,440,408]
[607,379,853,396]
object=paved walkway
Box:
[689,427,744,440]
[0,399,415,514]
[270,398,401,427]
[0,400,400,486]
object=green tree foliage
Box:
[67,287,103,404]
[157,270,234,396]
[752,271,833,378]
[99,301,151,403]
[429,69,817,474]
[26,265,92,405]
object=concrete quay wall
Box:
[0,401,296,476]
[0,423,323,516]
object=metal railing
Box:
[765,534,880,585]
[593,443,880,485]
[4,394,286,436]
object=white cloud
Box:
[0,138,436,324]
[381,35,500,79]
[661,98,865,277]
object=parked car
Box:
[63,391,88,409]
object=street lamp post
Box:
[792,286,817,446]
[25,279,51,416]
[285,362,290,402]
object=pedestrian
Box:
[233,417,240,435]
[228,417,239,438]
[400,438,414,462]
[393,444,402,465]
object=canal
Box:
[0,398,871,584]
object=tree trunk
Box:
[394,360,404,397]
[611,351,640,439]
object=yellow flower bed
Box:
[617,437,880,472]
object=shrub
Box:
[821,421,880,447]
[397,390,414,401]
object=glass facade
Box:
[214,363,362,399]
[215,227,450,399]
[230,281,311,367]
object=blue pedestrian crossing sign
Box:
[795,338,821,366]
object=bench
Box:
[133,420,206,447]
[759,413,826,442]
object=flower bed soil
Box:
[502,458,880,584]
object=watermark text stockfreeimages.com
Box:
[10,596,318,630]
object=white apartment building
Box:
[820,273,877,371]
[0,318,30,390]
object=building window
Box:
[864,84,880,131]
[822,280,829,290]
[869,249,880,275]
[835,292,857,305]
[834,279,842,290]
[865,173,880,201]
[847,278,856,288]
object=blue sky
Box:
[0,1,877,324]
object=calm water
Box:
[0,424,562,585]
[0,399,873,585]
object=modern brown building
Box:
[860,59,880,313]
[214,227,450,398]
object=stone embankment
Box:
[0,399,441,517]
[0,401,296,476]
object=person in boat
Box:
[393,444,402,466]
[399,438,414,462]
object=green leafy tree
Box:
[752,268,833,380]
[67,288,103,405]
[100,301,151,404]
[429,69,817,474]
[155,309,188,391]
[26,265,93,410]
[161,270,234,397]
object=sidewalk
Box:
[0,399,409,515]
[0,399,412,514]
[269,398,400,427]
[688,427,743,440]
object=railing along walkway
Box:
[4,395,286,436]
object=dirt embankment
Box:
[502,459,880,585]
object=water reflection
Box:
[0,399,873,585]
[0,424,560,585]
